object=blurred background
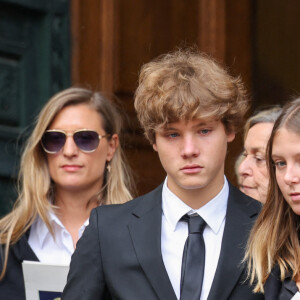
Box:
[0,0,300,215]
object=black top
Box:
[0,230,39,299]
[265,264,299,300]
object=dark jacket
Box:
[63,183,264,300]
[264,264,298,300]
[0,231,38,299]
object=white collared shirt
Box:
[161,176,228,300]
[292,293,300,300]
[28,210,89,264]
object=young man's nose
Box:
[181,136,200,157]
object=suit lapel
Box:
[11,229,39,262]
[128,185,177,300]
[208,184,261,300]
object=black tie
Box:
[180,213,206,300]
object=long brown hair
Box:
[245,97,300,292]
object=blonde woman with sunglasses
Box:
[0,87,135,299]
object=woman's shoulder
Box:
[0,231,38,300]
[265,265,298,300]
[264,264,281,296]
[6,230,38,262]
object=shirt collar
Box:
[162,176,228,234]
[35,214,50,248]
[35,210,90,248]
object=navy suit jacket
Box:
[0,231,39,299]
[63,183,264,300]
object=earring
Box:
[107,162,111,173]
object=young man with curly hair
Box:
[63,50,264,300]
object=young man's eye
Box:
[199,129,211,135]
[168,133,179,138]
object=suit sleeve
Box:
[62,209,107,299]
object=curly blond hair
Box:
[134,49,249,143]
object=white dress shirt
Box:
[28,210,89,264]
[292,293,300,300]
[161,176,228,300]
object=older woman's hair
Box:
[0,87,135,278]
[245,97,300,293]
[134,49,249,144]
[235,106,281,193]
[243,106,282,141]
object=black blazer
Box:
[0,231,39,299]
[62,183,264,300]
[264,265,298,300]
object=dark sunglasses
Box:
[41,129,109,154]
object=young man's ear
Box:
[153,143,158,152]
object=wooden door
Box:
[71,0,236,195]
[71,0,300,196]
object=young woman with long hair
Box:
[246,97,300,299]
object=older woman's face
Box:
[46,104,118,195]
[272,128,300,215]
[238,122,274,203]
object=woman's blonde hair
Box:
[245,97,300,293]
[134,49,249,144]
[0,87,135,278]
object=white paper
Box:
[22,260,69,300]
